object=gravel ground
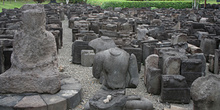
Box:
[58,16,193,110]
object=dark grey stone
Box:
[14,95,47,110]
[0,95,23,109]
[161,75,190,103]
[41,94,67,110]
[89,36,116,53]
[181,59,203,87]
[0,45,4,74]
[72,40,93,64]
[136,27,148,40]
[90,21,100,34]
[60,78,79,85]
[214,49,220,74]
[146,67,161,95]
[61,83,82,91]
[89,89,127,110]
[93,47,139,89]
[188,53,206,76]
[57,90,82,109]
[191,75,220,110]
[72,28,79,42]
[125,96,153,110]
[142,40,158,64]
[0,39,13,48]
[81,50,95,67]
[99,30,119,38]
[3,48,12,71]
[200,37,216,57]
[122,47,142,72]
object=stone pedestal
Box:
[89,89,127,110]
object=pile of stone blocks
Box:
[62,3,220,108]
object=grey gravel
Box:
[58,16,193,110]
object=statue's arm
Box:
[128,54,139,88]
[92,53,103,79]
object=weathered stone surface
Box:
[188,53,206,76]
[90,21,100,34]
[3,47,12,71]
[81,50,95,67]
[41,94,67,110]
[187,43,202,54]
[57,90,81,109]
[61,83,82,91]
[164,105,189,110]
[145,54,158,69]
[209,54,215,73]
[93,47,139,89]
[151,19,162,26]
[0,45,4,74]
[142,40,158,64]
[171,33,187,45]
[145,67,161,95]
[125,96,153,110]
[89,36,116,53]
[122,47,142,72]
[14,95,47,110]
[119,22,133,32]
[0,95,23,109]
[200,37,216,57]
[89,89,127,110]
[161,75,190,103]
[0,4,61,94]
[99,30,119,38]
[163,56,181,75]
[72,40,93,64]
[191,75,220,110]
[144,54,160,92]
[181,59,203,87]
[159,48,187,75]
[137,26,148,40]
[214,49,220,74]
[0,39,13,48]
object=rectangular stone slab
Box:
[181,59,203,86]
[161,75,190,103]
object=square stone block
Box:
[81,50,95,67]
[161,75,190,103]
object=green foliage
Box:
[33,0,45,3]
[87,0,192,9]
[0,0,51,12]
[70,0,86,3]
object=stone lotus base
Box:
[0,78,82,110]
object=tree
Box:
[192,0,200,9]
